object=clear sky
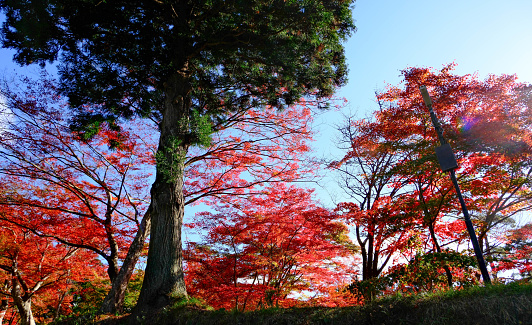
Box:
[343,0,532,108]
[314,0,532,204]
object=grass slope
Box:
[59,282,532,325]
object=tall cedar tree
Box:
[0,0,355,309]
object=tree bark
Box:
[53,290,67,322]
[11,283,34,325]
[478,228,488,255]
[136,72,190,310]
[13,300,34,325]
[99,207,152,314]
[0,297,8,325]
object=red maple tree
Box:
[0,204,103,325]
[491,223,532,278]
[0,73,156,314]
[377,64,532,263]
[185,185,358,310]
[333,64,532,294]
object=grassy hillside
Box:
[59,282,532,325]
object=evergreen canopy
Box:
[1,0,354,133]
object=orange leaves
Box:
[185,185,356,310]
[491,223,532,276]
[333,64,532,293]
[339,64,532,287]
[0,219,105,323]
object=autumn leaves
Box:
[0,64,531,322]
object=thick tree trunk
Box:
[99,208,152,314]
[14,300,34,325]
[10,271,34,325]
[12,287,34,325]
[136,72,190,310]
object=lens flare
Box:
[458,117,477,134]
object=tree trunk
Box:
[10,272,34,325]
[136,72,190,310]
[53,290,67,322]
[0,297,8,325]
[12,288,34,325]
[428,222,453,287]
[14,300,34,325]
[478,229,488,255]
[99,207,152,314]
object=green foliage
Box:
[131,296,214,325]
[155,110,212,183]
[122,271,145,313]
[348,251,479,300]
[347,277,391,302]
[168,296,214,311]
[385,251,479,291]
[70,279,110,317]
[56,271,144,323]
[69,113,122,144]
[0,0,355,132]
[188,110,213,148]
[155,136,187,183]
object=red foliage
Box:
[0,73,321,314]
[377,65,532,263]
[183,99,316,205]
[333,64,532,293]
[0,74,154,286]
[335,199,418,283]
[185,185,358,310]
[492,223,532,277]
[0,206,104,324]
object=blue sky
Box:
[343,0,532,108]
[314,0,532,204]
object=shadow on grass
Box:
[56,282,532,325]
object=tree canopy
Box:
[332,65,532,299]
[1,0,354,129]
[1,0,356,311]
